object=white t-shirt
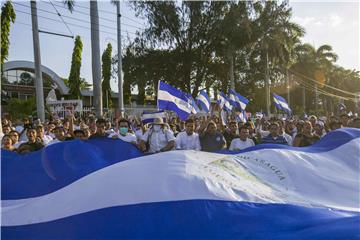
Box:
[42,135,53,145]
[281,133,293,146]
[229,138,255,151]
[141,128,175,153]
[47,139,62,146]
[175,131,201,151]
[108,132,137,143]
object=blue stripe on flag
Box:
[2,200,359,239]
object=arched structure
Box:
[3,60,69,95]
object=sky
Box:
[6,1,360,93]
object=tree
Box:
[68,35,83,99]
[102,43,112,108]
[131,1,231,96]
[64,0,102,117]
[1,1,16,70]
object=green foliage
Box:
[102,43,112,108]
[68,35,83,99]
[118,1,358,114]
[6,97,36,120]
[1,1,16,68]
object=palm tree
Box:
[292,43,338,113]
[64,0,103,117]
[251,1,305,114]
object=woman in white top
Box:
[229,126,255,151]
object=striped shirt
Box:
[262,134,288,145]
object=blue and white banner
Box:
[236,110,247,123]
[220,109,227,125]
[185,93,200,114]
[218,92,233,112]
[141,110,167,124]
[273,93,292,114]
[2,129,360,239]
[157,81,192,120]
[197,90,211,113]
[229,89,249,111]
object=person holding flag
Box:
[197,90,211,113]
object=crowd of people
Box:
[1,111,359,155]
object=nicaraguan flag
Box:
[218,92,233,112]
[229,89,249,111]
[157,81,192,120]
[141,110,167,124]
[236,110,247,123]
[236,92,249,111]
[2,129,360,239]
[185,93,200,114]
[197,90,211,113]
[220,109,227,125]
[273,93,292,114]
[229,89,239,108]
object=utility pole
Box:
[116,0,124,117]
[315,84,318,114]
[265,50,271,116]
[302,86,306,114]
[90,1,103,118]
[31,1,45,122]
[286,71,290,105]
[227,45,235,90]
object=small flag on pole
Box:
[157,81,192,120]
[273,93,292,115]
[197,90,211,113]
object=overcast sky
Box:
[7,1,360,92]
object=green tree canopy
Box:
[1,0,16,69]
[102,43,113,108]
[68,36,83,99]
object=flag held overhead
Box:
[197,90,211,113]
[157,81,192,120]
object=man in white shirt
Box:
[229,126,255,151]
[36,124,53,145]
[175,119,201,151]
[140,118,175,153]
[108,118,137,144]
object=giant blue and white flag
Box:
[141,110,167,124]
[157,81,192,120]
[218,92,233,112]
[184,93,200,114]
[197,90,211,113]
[2,129,360,239]
[273,93,292,114]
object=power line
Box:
[39,0,145,30]
[14,2,141,33]
[15,9,137,37]
[288,68,358,97]
[53,0,145,26]
[48,0,74,37]
[15,20,119,47]
[294,77,355,101]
